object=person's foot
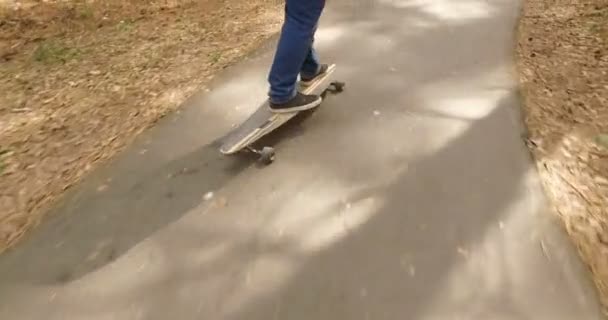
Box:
[269,92,322,113]
[300,64,329,87]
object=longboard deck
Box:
[220,64,337,155]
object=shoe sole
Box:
[269,97,322,113]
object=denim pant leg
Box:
[300,45,321,79]
[268,0,325,104]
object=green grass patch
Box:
[209,51,222,64]
[33,41,82,64]
[77,4,94,19]
[0,148,9,175]
[596,134,608,149]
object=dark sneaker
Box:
[300,64,329,87]
[269,92,322,113]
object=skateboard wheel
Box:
[331,81,345,92]
[258,147,275,165]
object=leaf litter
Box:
[517,0,608,312]
[0,0,282,252]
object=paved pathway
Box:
[0,0,603,319]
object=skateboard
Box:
[219,63,344,164]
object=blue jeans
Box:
[268,0,326,104]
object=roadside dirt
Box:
[516,0,608,312]
[0,0,282,252]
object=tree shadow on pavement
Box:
[217,91,536,320]
[0,133,255,284]
[0,0,518,293]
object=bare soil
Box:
[0,0,282,252]
[516,0,608,313]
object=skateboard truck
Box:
[242,81,341,165]
[246,146,275,165]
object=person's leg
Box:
[267,0,325,112]
[298,25,331,85]
[300,47,330,87]
[299,44,329,85]
[300,40,321,79]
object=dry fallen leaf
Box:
[408,264,416,277]
[217,197,228,207]
[457,247,469,257]
[540,240,551,261]
[517,0,608,308]
[203,192,214,201]
[0,0,284,254]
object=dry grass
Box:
[517,0,608,312]
[0,0,282,251]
